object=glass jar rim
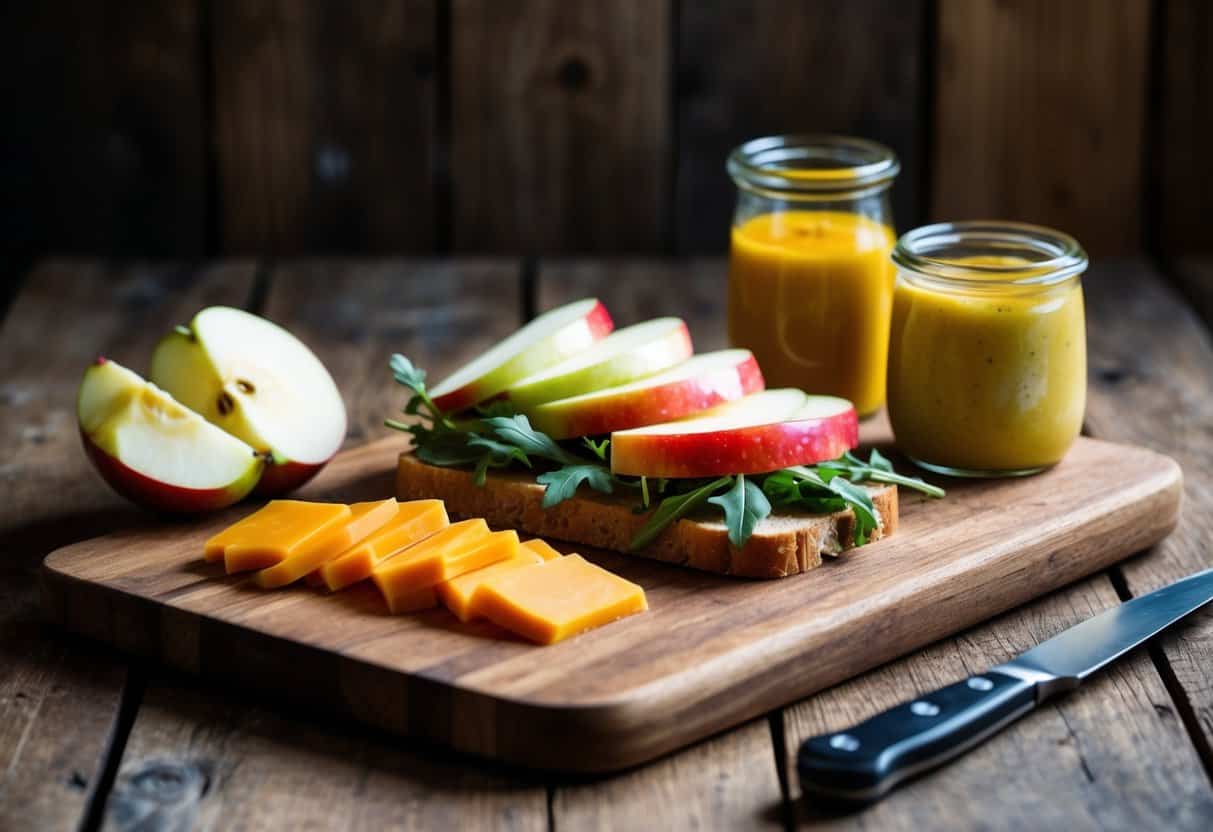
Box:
[727,134,900,196]
[892,221,1088,287]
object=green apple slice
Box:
[78,358,263,512]
[429,298,614,412]
[506,317,693,411]
[150,306,347,495]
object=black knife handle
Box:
[797,671,1037,805]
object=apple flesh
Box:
[78,358,264,513]
[150,306,347,496]
[429,298,614,413]
[506,317,693,411]
[526,349,765,440]
[610,389,858,478]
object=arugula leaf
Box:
[582,437,610,461]
[823,475,879,545]
[466,434,532,467]
[413,431,484,466]
[481,415,580,465]
[630,477,731,551]
[388,353,454,430]
[536,465,614,508]
[822,453,945,498]
[708,474,771,548]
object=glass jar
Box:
[887,221,1088,477]
[727,135,899,417]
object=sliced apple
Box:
[149,306,347,496]
[429,298,614,413]
[527,349,765,440]
[506,317,693,411]
[78,358,264,513]
[610,389,858,478]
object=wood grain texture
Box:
[784,574,1213,828]
[676,0,926,252]
[98,260,549,829]
[0,0,205,257]
[43,433,1180,771]
[932,0,1150,255]
[1156,1,1213,255]
[1083,258,1213,778]
[212,1,437,254]
[450,0,671,252]
[0,262,254,829]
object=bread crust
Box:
[397,453,898,579]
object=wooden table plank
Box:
[101,260,550,830]
[1083,259,1213,777]
[538,259,786,827]
[0,261,255,830]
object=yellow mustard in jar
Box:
[887,222,1088,477]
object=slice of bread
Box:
[396,453,898,579]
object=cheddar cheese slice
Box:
[372,520,513,614]
[475,554,647,645]
[254,498,399,588]
[520,538,562,561]
[320,499,449,591]
[436,546,545,623]
[206,501,351,573]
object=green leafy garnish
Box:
[630,477,731,551]
[707,474,772,548]
[386,356,945,553]
[536,465,614,508]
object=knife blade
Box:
[797,567,1213,805]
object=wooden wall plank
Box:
[676,0,926,253]
[1156,1,1213,255]
[0,1,205,257]
[212,1,437,254]
[0,261,254,829]
[451,0,671,253]
[1083,258,1213,777]
[932,0,1150,256]
[784,574,1213,827]
[102,260,549,830]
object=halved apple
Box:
[506,317,693,411]
[610,389,858,478]
[78,358,264,513]
[150,307,347,496]
[526,349,764,440]
[429,298,614,413]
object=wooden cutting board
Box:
[41,432,1181,772]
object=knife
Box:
[797,567,1213,805]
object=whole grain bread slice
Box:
[397,453,897,579]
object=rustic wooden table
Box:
[2,258,1212,830]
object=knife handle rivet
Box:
[910,700,941,716]
[829,733,861,751]
[967,676,995,691]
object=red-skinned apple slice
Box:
[429,298,613,412]
[610,389,858,478]
[526,349,764,440]
[506,317,692,410]
[78,358,264,513]
[149,306,347,496]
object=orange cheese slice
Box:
[253,498,398,588]
[373,520,513,613]
[520,538,562,561]
[475,554,647,645]
[205,501,352,573]
[436,546,545,623]
[320,500,449,591]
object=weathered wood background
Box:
[4,0,1208,261]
